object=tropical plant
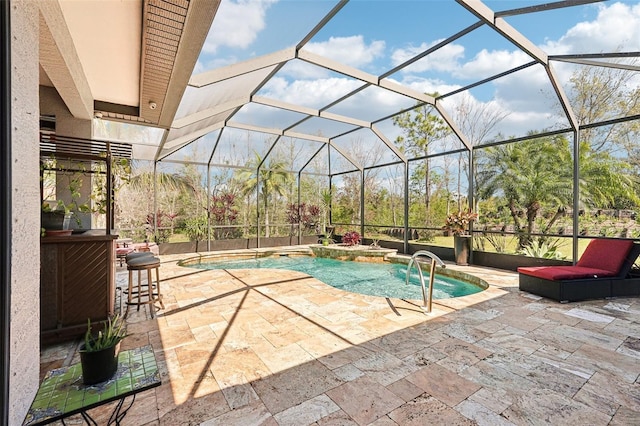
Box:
[476,134,638,250]
[184,216,208,250]
[320,228,334,245]
[238,152,292,238]
[286,203,321,235]
[518,239,566,260]
[342,231,361,246]
[209,192,241,239]
[82,314,127,352]
[444,210,478,236]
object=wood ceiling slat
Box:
[149,0,189,15]
[164,0,190,10]
[148,27,181,42]
[148,7,186,25]
[147,35,180,49]
[148,19,183,36]
[145,58,173,74]
[145,53,176,65]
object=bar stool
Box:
[125,255,164,318]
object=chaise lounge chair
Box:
[518,239,640,302]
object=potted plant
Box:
[41,200,73,231]
[321,229,334,246]
[79,314,128,385]
[444,210,478,265]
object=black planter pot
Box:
[79,343,120,385]
[41,211,72,230]
[454,235,471,265]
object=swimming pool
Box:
[187,255,486,300]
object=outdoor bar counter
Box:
[40,231,117,344]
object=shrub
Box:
[342,231,361,246]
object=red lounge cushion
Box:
[116,247,134,256]
[518,265,616,280]
[577,239,634,274]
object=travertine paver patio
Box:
[39,248,640,425]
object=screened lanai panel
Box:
[324,84,418,123]
[363,163,405,232]
[304,1,477,76]
[473,131,577,256]
[198,0,338,68]
[269,136,326,172]
[176,65,278,121]
[554,62,640,127]
[161,130,219,165]
[231,103,308,131]
[210,127,277,168]
[440,63,569,145]
[303,145,330,176]
[576,123,637,240]
[255,59,365,110]
[116,159,156,238]
[161,110,230,159]
[328,144,359,175]
[289,116,360,140]
[492,1,640,56]
[375,109,465,157]
[332,128,401,169]
[382,28,535,105]
[93,120,165,161]
[299,173,330,230]
[330,170,361,233]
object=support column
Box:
[8,3,41,424]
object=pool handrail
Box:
[406,250,446,313]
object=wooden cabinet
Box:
[40,234,117,344]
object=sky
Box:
[168,0,640,169]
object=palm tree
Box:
[476,134,637,250]
[477,137,569,248]
[237,152,291,238]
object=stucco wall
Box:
[9,2,40,424]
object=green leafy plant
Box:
[82,314,127,352]
[519,239,566,260]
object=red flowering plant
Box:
[341,231,361,246]
[443,210,478,236]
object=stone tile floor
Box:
[38,248,640,425]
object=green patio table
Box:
[23,345,161,425]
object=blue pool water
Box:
[191,256,484,300]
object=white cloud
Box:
[201,0,277,54]
[455,49,531,80]
[391,41,465,73]
[261,76,363,108]
[281,60,333,80]
[304,35,385,69]
[543,2,640,54]
[193,56,242,75]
